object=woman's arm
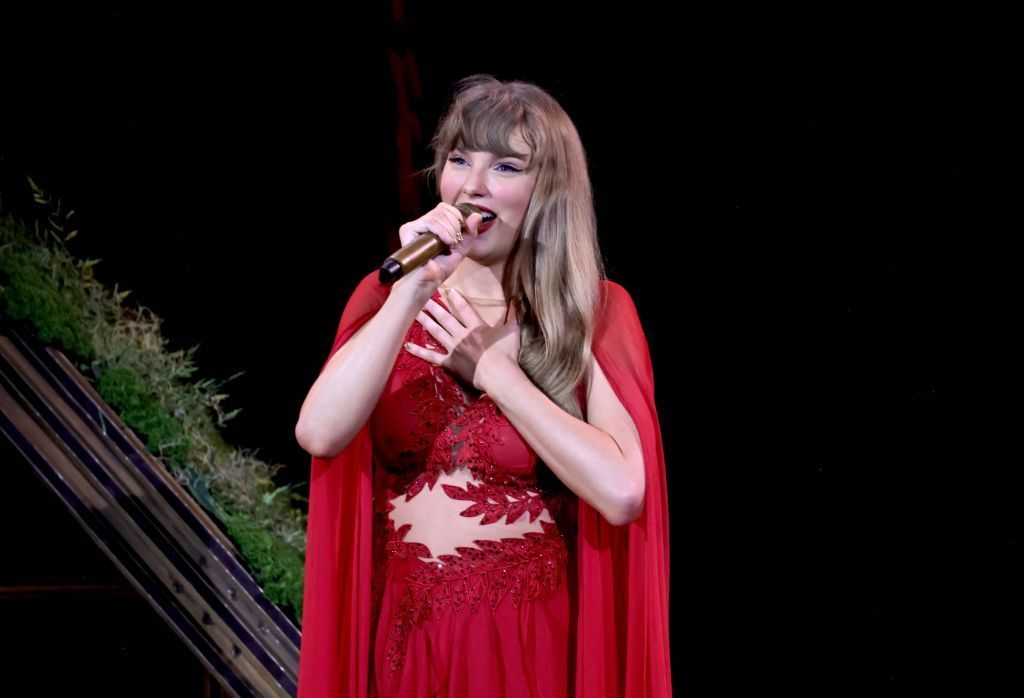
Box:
[295,277,433,459]
[479,354,646,527]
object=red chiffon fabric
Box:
[297,270,672,697]
[373,545,571,696]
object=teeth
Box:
[481,211,496,221]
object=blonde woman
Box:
[296,74,672,697]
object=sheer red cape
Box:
[296,272,672,696]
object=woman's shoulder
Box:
[343,269,393,309]
[355,268,392,298]
[593,278,650,352]
[331,269,394,335]
[596,278,641,322]
[592,278,655,384]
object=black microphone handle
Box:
[378,203,482,284]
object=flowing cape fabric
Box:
[296,272,672,697]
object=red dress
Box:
[297,270,673,697]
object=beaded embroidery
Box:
[441,480,548,525]
[370,292,573,678]
[382,518,568,677]
[380,296,544,501]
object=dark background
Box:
[0,6,1012,695]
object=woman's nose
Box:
[461,167,488,196]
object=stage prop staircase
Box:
[0,321,302,697]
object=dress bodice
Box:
[366,289,579,679]
[368,290,573,565]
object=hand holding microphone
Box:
[379,203,484,286]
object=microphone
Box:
[378,203,482,284]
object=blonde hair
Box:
[420,74,606,419]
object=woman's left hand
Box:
[405,289,520,394]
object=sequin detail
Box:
[442,481,548,525]
[378,297,544,503]
[371,290,575,680]
[382,519,568,677]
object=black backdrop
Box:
[1,6,1011,695]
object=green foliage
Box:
[0,177,309,623]
[98,365,196,467]
[0,193,96,360]
[224,510,306,616]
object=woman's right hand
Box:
[394,202,484,293]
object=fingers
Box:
[398,204,466,249]
[441,205,484,242]
[422,298,466,335]
[439,287,470,326]
[403,341,442,363]
[405,203,484,249]
[441,287,478,324]
[415,309,448,344]
[439,204,469,246]
[422,207,460,248]
[463,212,484,236]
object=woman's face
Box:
[440,131,538,265]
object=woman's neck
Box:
[444,261,506,303]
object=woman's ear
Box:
[517,296,531,323]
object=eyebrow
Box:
[452,146,530,162]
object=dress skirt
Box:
[372,535,571,697]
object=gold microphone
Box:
[378,203,482,284]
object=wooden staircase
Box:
[0,320,301,697]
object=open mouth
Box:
[478,210,497,233]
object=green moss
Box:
[0,218,95,360]
[98,365,196,467]
[224,510,306,617]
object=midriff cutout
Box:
[387,464,554,564]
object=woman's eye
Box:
[448,156,521,173]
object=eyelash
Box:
[448,156,522,173]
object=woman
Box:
[296,74,672,697]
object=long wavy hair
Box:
[420,74,606,420]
